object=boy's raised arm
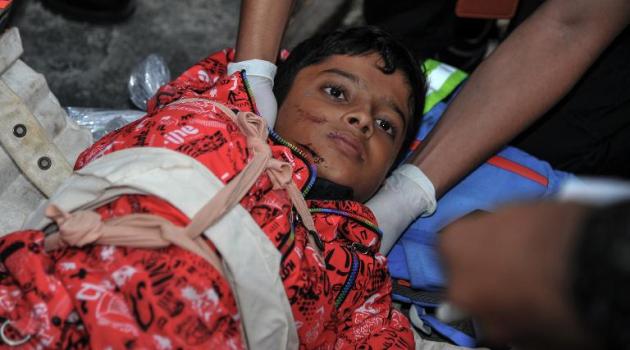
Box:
[228,0,294,126]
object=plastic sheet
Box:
[64,54,169,141]
[128,54,171,111]
[66,107,145,140]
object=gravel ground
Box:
[10,0,356,109]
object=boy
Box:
[0,27,424,349]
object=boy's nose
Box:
[342,110,373,137]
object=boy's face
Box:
[275,53,413,202]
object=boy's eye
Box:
[323,86,346,100]
[375,118,396,137]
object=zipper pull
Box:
[309,230,325,251]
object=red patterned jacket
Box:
[0,49,413,349]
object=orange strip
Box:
[487,155,548,187]
[397,279,412,288]
[412,139,546,185]
[409,140,421,152]
[0,0,11,10]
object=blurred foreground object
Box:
[0,28,92,233]
[440,201,594,349]
[440,178,630,349]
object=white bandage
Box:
[228,59,278,128]
[367,164,437,255]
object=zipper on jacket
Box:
[335,247,360,309]
[335,241,373,309]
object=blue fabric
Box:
[389,100,574,290]
[389,69,573,347]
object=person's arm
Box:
[229,0,294,126]
[408,0,630,197]
[372,0,630,254]
[234,0,294,63]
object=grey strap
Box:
[0,80,72,197]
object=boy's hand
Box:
[439,202,597,349]
[228,59,278,127]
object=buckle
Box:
[0,320,31,347]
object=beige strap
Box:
[0,80,72,197]
[43,99,320,267]
[44,205,225,275]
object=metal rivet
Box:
[38,156,52,170]
[12,124,27,138]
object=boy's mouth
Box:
[327,131,365,162]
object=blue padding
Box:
[387,244,410,280]
[401,236,443,288]
[389,100,574,290]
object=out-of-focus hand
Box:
[228,59,278,127]
[439,201,597,349]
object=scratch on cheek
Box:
[313,156,324,164]
[295,106,326,124]
[298,142,325,164]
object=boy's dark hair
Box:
[274,26,426,165]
